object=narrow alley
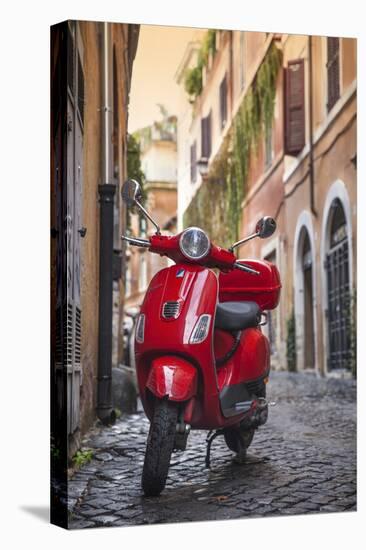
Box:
[68,372,356,528]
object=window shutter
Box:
[190,141,197,183]
[284,59,305,156]
[219,75,227,129]
[77,52,85,123]
[327,37,340,112]
[201,111,212,159]
[67,26,75,96]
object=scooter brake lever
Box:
[233,262,260,275]
[121,235,150,247]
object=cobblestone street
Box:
[68,371,357,529]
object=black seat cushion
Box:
[215,301,261,332]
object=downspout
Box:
[308,35,317,217]
[229,30,234,124]
[97,21,116,424]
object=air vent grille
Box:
[162,301,181,319]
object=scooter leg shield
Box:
[146,356,197,402]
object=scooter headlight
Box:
[179,227,210,260]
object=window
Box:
[190,141,197,183]
[201,111,212,159]
[219,75,228,129]
[140,215,147,238]
[327,37,340,112]
[284,58,305,156]
[239,32,245,90]
[330,198,347,247]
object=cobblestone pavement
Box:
[68,371,356,529]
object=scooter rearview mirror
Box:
[229,215,276,252]
[121,179,142,207]
[121,179,162,235]
[255,216,276,239]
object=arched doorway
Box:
[325,198,351,371]
[293,212,318,372]
[302,231,315,369]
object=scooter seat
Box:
[215,301,261,332]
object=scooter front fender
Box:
[146,356,197,402]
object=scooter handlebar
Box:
[122,234,260,275]
[121,235,151,248]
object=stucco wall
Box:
[283,37,356,375]
[176,31,356,377]
[78,21,132,434]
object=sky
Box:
[128,24,204,133]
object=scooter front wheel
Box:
[141,398,178,497]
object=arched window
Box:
[330,198,347,248]
[325,198,351,370]
[302,231,312,270]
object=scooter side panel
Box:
[216,327,270,390]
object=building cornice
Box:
[144,181,177,191]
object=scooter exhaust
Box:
[237,397,276,429]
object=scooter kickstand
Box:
[205,429,224,468]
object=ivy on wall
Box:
[184,30,217,99]
[183,43,283,248]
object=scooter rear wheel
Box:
[141,398,178,497]
[224,426,255,454]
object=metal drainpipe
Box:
[308,35,317,217]
[97,21,116,425]
[229,30,234,123]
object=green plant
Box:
[183,43,283,245]
[127,133,145,188]
[184,66,203,97]
[184,29,217,99]
[73,449,93,468]
[200,29,216,67]
[126,133,146,229]
[286,309,297,372]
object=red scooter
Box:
[121,179,281,496]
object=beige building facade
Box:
[282,35,357,376]
[51,20,139,458]
[176,29,356,377]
